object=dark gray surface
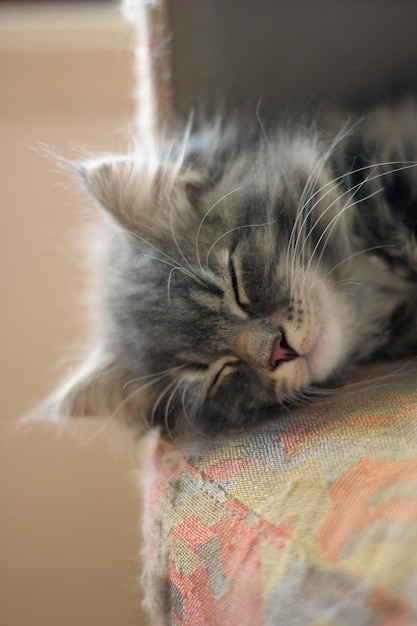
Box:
[169,0,417,114]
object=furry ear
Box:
[79,156,205,231]
[35,347,150,432]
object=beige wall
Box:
[0,5,150,625]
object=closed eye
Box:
[230,256,253,309]
[229,257,241,306]
[209,359,240,394]
[187,362,210,373]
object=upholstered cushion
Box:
[142,362,417,625]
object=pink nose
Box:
[269,336,299,369]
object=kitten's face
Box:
[91,135,357,433]
[47,126,360,434]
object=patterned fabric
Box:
[142,362,417,625]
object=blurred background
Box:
[0,2,151,624]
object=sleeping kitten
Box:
[43,101,417,435]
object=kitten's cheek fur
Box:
[304,292,353,383]
[304,323,344,382]
[287,286,352,385]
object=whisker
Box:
[150,378,180,430]
[293,164,371,295]
[296,160,417,294]
[73,413,117,447]
[134,253,206,290]
[106,369,188,435]
[309,357,417,401]
[288,123,355,299]
[112,228,180,269]
[122,364,186,389]
[323,244,395,282]
[163,379,184,445]
[117,227,206,292]
[305,185,384,289]
[293,160,417,268]
[256,97,273,161]
[195,186,243,272]
[168,198,196,277]
[180,381,209,437]
[74,378,157,448]
[163,113,199,276]
[205,221,274,271]
[297,160,417,231]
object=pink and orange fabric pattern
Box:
[142,363,417,625]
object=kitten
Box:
[43,101,417,435]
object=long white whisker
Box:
[75,378,159,447]
[150,378,179,429]
[297,160,417,231]
[289,156,329,299]
[292,157,366,295]
[122,364,186,389]
[167,267,178,302]
[163,113,198,275]
[287,123,355,299]
[292,159,417,278]
[112,228,183,269]
[73,413,117,447]
[323,244,395,282]
[304,158,412,289]
[163,378,184,444]
[180,381,209,437]
[305,186,383,288]
[134,253,206,289]
[205,221,274,270]
[195,186,243,272]
[168,199,197,277]
[256,97,273,159]
[297,160,417,294]
[311,357,417,400]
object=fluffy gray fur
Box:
[44,101,417,435]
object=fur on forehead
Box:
[79,154,206,233]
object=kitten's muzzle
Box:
[269,335,299,370]
[233,323,299,371]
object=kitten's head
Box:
[45,121,360,435]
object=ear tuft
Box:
[31,348,150,435]
[80,156,146,230]
[78,155,207,233]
